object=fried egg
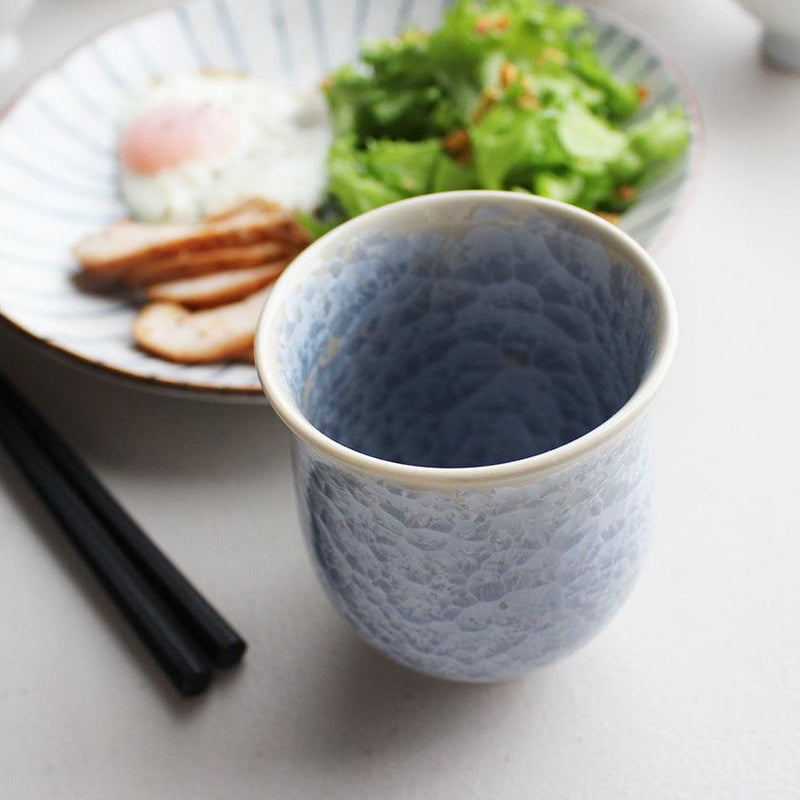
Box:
[118,74,332,223]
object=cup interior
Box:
[262,195,664,470]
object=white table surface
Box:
[1,1,798,798]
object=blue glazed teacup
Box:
[255,192,677,681]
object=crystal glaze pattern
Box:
[293,418,652,681]
[257,192,676,680]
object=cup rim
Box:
[255,191,678,489]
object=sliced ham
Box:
[145,260,289,308]
[74,199,309,277]
[133,287,270,364]
[123,241,296,286]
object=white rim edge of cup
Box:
[255,191,678,489]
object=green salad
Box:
[312,0,690,230]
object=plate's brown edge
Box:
[0,314,265,401]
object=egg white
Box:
[118,74,332,223]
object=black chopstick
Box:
[0,374,246,669]
[0,389,211,696]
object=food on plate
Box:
[118,74,332,223]
[132,286,272,364]
[69,0,692,370]
[145,260,289,309]
[73,200,308,283]
[74,201,308,363]
[319,0,691,223]
[117,240,294,287]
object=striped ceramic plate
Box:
[0,0,700,400]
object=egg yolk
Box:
[119,104,240,175]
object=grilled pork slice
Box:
[133,287,270,364]
[123,241,296,286]
[74,200,309,278]
[145,260,289,308]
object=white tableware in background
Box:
[0,0,36,71]
[733,0,800,71]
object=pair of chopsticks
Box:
[0,371,246,697]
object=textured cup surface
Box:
[257,192,676,681]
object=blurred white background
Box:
[1,2,798,799]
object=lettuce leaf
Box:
[326,135,405,217]
[629,106,691,163]
[320,0,691,221]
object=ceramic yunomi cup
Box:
[255,191,677,681]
